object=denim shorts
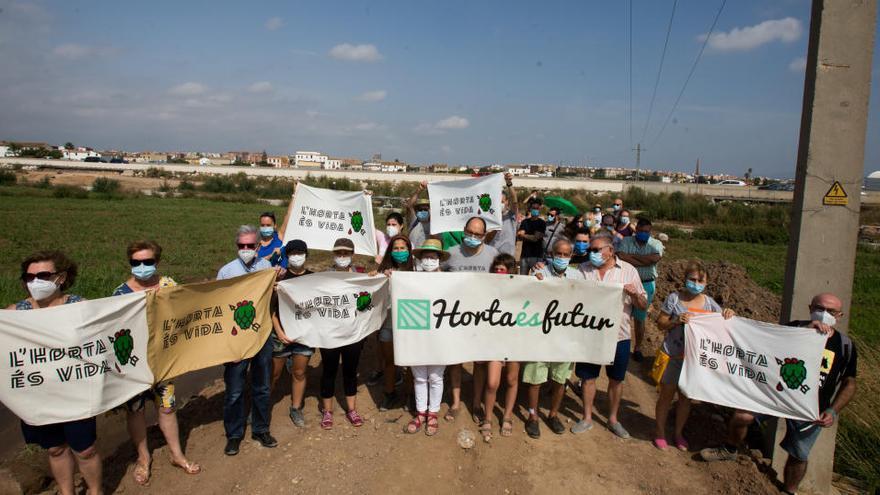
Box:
[271,333,315,358]
[21,417,97,452]
[780,419,824,462]
[378,325,393,343]
[575,339,631,382]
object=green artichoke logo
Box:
[229,300,256,336]
[777,357,808,391]
[355,291,372,312]
[478,193,492,213]
[111,329,134,365]
[349,211,364,234]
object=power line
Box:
[650,0,727,148]
[640,0,678,144]
[628,0,633,148]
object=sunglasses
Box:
[21,271,58,283]
[587,247,606,253]
[237,243,257,249]
[129,258,157,267]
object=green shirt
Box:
[617,236,664,281]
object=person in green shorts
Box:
[522,361,573,438]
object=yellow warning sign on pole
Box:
[823,181,848,206]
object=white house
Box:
[323,158,342,170]
[506,165,530,176]
[363,161,382,171]
[0,145,10,157]
[62,148,100,161]
[294,151,328,167]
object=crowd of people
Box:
[7,174,858,495]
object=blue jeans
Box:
[223,337,273,439]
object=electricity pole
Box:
[632,143,645,181]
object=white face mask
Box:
[238,249,256,264]
[335,256,352,268]
[810,310,837,327]
[420,258,440,272]
[288,254,306,268]
[386,225,400,237]
[27,279,59,301]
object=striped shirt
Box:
[579,257,645,341]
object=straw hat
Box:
[411,238,450,261]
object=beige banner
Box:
[146,269,276,382]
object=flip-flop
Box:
[133,460,151,486]
[479,421,492,443]
[170,459,201,475]
[501,418,514,437]
[444,406,460,423]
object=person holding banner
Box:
[652,261,733,451]
[217,225,277,456]
[328,238,366,273]
[270,239,314,428]
[523,239,584,439]
[405,238,450,435]
[374,235,414,411]
[486,173,518,257]
[112,240,200,484]
[405,181,432,249]
[701,293,857,495]
[8,251,103,495]
[574,231,647,438]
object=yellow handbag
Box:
[650,349,671,387]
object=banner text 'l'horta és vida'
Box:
[427,173,504,235]
[282,183,377,257]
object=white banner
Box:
[428,174,504,234]
[276,272,390,348]
[282,183,377,256]
[391,272,623,365]
[680,313,826,422]
[0,293,153,425]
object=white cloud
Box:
[355,90,387,102]
[52,43,116,60]
[265,17,284,31]
[436,115,470,130]
[168,82,208,96]
[353,122,381,131]
[788,56,807,72]
[248,81,273,93]
[701,17,802,52]
[329,43,383,62]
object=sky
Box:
[1,0,879,178]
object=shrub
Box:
[691,225,788,244]
[0,170,16,186]
[178,180,196,192]
[52,185,89,199]
[91,177,120,194]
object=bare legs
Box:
[48,444,102,495]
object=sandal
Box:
[405,412,426,434]
[444,405,461,423]
[479,421,492,443]
[345,409,364,427]
[471,407,484,425]
[170,458,201,475]
[132,460,151,486]
[320,410,333,430]
[425,412,440,436]
[501,418,514,437]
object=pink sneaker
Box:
[653,438,669,450]
[320,410,333,430]
[675,436,689,451]
[346,409,364,427]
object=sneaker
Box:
[699,446,737,462]
[289,406,305,428]
[632,350,645,363]
[653,438,669,450]
[674,436,689,451]
[379,392,398,412]
[320,410,333,430]
[224,438,241,456]
[571,420,593,434]
[366,370,384,386]
[608,421,631,439]
[547,416,565,435]
[525,418,541,439]
[251,431,278,448]
[346,409,364,427]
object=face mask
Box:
[416,211,429,222]
[810,310,837,327]
[613,204,621,211]
[259,226,274,238]
[685,280,705,294]
[420,258,440,272]
[574,241,588,254]
[530,209,540,217]
[335,256,352,268]
[551,257,570,272]
[386,225,400,237]
[589,251,605,267]
[548,215,556,223]
[288,254,306,268]
[463,235,482,248]
[238,249,256,264]
[391,250,410,263]
[131,263,157,281]
[27,278,59,301]
[635,231,651,243]
[594,208,601,214]
[605,225,614,232]
[620,216,630,225]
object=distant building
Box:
[865,170,880,191]
[430,163,450,173]
[506,164,530,176]
[267,155,290,168]
[339,158,363,169]
[363,161,382,171]
[62,147,100,161]
[294,151,328,168]
[324,158,342,170]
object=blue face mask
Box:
[131,263,157,281]
[551,257,570,272]
[391,250,410,263]
[463,235,482,248]
[574,241,589,255]
[530,209,540,217]
[613,204,621,211]
[548,215,556,223]
[635,231,651,243]
[416,210,429,222]
[589,251,605,267]
[620,216,630,225]
[259,226,274,238]
[685,280,705,294]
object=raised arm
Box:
[505,173,519,216]
[406,180,428,220]
[276,180,298,240]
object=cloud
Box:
[265,16,284,31]
[414,115,470,135]
[168,82,208,96]
[248,81,273,93]
[52,43,116,60]
[353,122,382,131]
[701,17,802,52]
[788,56,807,72]
[355,90,387,102]
[328,43,383,62]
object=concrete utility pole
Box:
[632,143,644,181]
[777,0,876,493]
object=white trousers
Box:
[411,365,445,413]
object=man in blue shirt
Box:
[217,225,276,456]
